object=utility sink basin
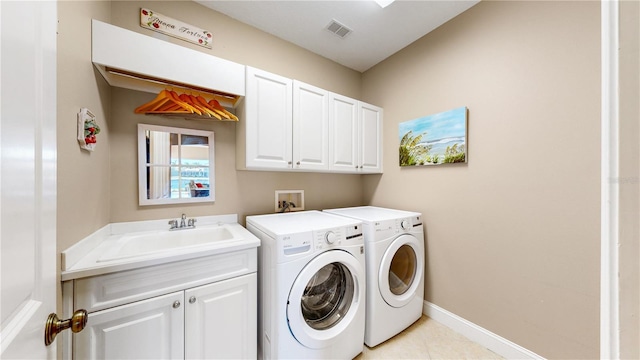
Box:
[98,224,236,262]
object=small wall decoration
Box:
[140,8,212,49]
[77,108,100,152]
[399,106,468,166]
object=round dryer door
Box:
[287,250,364,349]
[378,234,424,308]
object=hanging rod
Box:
[105,67,241,107]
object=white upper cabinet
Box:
[359,102,383,173]
[329,94,383,174]
[242,66,293,170]
[239,66,382,174]
[329,93,359,172]
[293,80,329,171]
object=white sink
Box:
[98,225,236,262]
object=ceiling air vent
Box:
[326,19,352,38]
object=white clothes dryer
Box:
[323,206,424,347]
[246,211,366,360]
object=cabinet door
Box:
[328,93,359,172]
[359,102,383,173]
[293,80,329,171]
[245,66,293,169]
[185,273,257,360]
[74,292,184,360]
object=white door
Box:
[328,93,359,172]
[0,1,57,359]
[245,66,293,169]
[359,102,383,173]
[293,80,329,171]
[286,251,364,349]
[185,273,257,360]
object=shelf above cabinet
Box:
[91,20,245,108]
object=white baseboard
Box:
[423,301,545,360]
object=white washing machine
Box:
[323,206,425,347]
[246,210,366,359]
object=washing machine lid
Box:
[287,249,364,349]
[324,206,421,222]
[246,210,361,239]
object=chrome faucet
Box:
[168,213,197,230]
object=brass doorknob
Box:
[44,309,88,346]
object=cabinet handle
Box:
[189,296,196,304]
[172,301,181,309]
[44,309,88,346]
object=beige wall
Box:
[56,1,111,254]
[619,0,640,358]
[362,1,601,358]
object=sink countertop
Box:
[61,214,260,281]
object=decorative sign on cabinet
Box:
[237,66,383,174]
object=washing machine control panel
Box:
[313,225,363,250]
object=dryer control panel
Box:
[374,215,423,238]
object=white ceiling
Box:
[196,0,480,73]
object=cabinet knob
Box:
[296,161,300,166]
[288,161,292,165]
[172,301,181,309]
[44,309,88,346]
[189,296,196,304]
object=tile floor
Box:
[354,316,504,359]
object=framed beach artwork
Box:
[399,106,468,166]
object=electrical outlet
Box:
[275,190,304,213]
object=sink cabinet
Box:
[63,248,257,360]
[237,66,382,173]
[75,291,185,359]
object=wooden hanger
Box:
[208,99,239,121]
[178,93,220,119]
[187,94,224,120]
[134,89,238,121]
[135,89,198,114]
[134,90,173,113]
[194,95,229,119]
[168,91,202,115]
